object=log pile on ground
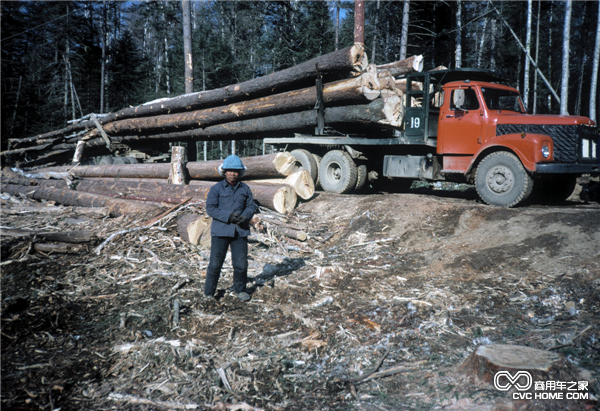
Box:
[1,151,307,215]
[2,46,423,168]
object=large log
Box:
[376,55,424,77]
[13,178,297,214]
[82,99,400,147]
[33,153,297,181]
[87,74,381,137]
[247,170,315,200]
[8,46,367,149]
[0,183,162,217]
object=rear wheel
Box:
[312,153,322,189]
[319,150,358,194]
[98,156,114,165]
[531,175,577,204]
[475,151,533,207]
[290,149,318,183]
[355,164,368,192]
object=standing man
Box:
[204,155,257,302]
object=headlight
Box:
[541,145,550,158]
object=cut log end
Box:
[459,344,562,384]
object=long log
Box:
[83,99,399,147]
[8,46,367,149]
[32,153,297,181]
[87,74,381,137]
[34,243,86,254]
[0,183,162,217]
[12,178,297,214]
[376,55,424,77]
[1,228,99,243]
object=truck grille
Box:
[496,124,598,164]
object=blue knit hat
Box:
[218,155,246,176]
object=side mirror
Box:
[453,89,466,110]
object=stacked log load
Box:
[1,40,423,216]
[2,48,423,168]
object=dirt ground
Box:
[1,183,599,411]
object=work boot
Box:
[236,292,251,302]
[203,294,216,303]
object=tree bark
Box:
[523,0,532,110]
[399,0,410,61]
[560,0,572,115]
[377,55,423,78]
[247,169,315,200]
[182,0,194,95]
[354,0,365,45]
[169,146,187,184]
[34,243,86,254]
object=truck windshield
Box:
[481,88,523,113]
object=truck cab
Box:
[398,68,599,206]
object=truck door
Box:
[439,87,483,154]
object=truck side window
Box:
[450,88,479,111]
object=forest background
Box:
[2,0,599,161]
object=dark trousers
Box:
[204,233,248,296]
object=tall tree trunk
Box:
[476,4,489,69]
[400,1,410,61]
[455,0,462,68]
[560,0,572,115]
[548,3,553,112]
[335,0,340,51]
[182,0,194,95]
[523,0,532,111]
[101,1,107,114]
[371,0,380,64]
[10,76,22,137]
[533,0,541,114]
[490,17,497,71]
[590,0,600,123]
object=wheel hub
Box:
[486,165,514,194]
[327,163,342,182]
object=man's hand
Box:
[228,212,242,224]
[228,212,249,225]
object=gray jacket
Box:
[206,179,257,237]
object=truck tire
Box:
[355,164,368,192]
[531,175,577,204]
[475,152,533,207]
[112,157,129,164]
[319,150,358,194]
[312,153,322,189]
[98,156,114,165]
[290,149,318,183]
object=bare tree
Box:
[533,0,541,114]
[455,0,462,68]
[523,0,532,110]
[560,0,572,115]
[590,0,600,123]
[182,0,193,95]
[399,0,410,61]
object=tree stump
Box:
[177,213,212,247]
[459,344,561,384]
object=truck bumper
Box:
[535,163,600,174]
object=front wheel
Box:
[319,150,358,194]
[475,152,533,207]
